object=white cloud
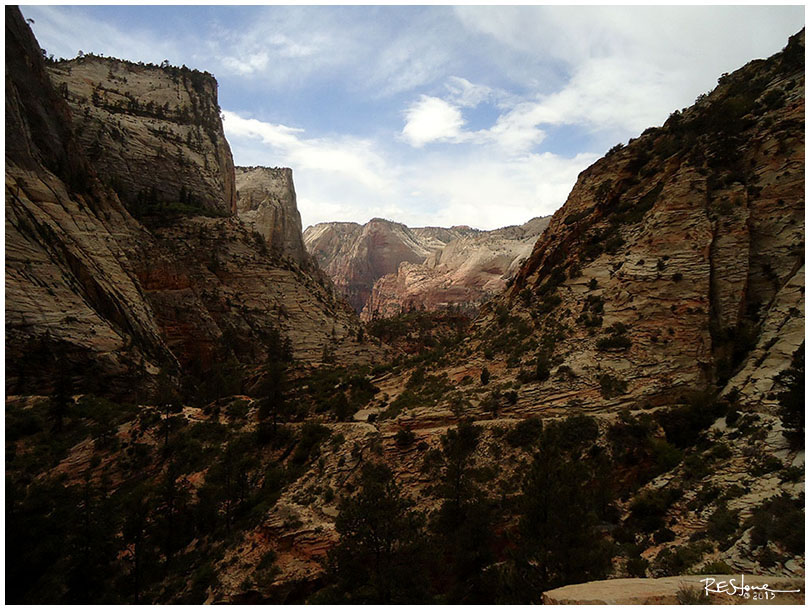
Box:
[401,96,467,147]
[454,5,804,134]
[224,110,596,231]
[222,111,392,193]
[445,76,493,108]
[402,151,599,229]
[221,51,270,76]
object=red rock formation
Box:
[303,218,475,312]
[362,216,550,320]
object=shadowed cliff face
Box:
[5,5,176,397]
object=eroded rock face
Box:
[465,30,806,417]
[6,8,383,397]
[235,166,307,264]
[139,216,376,371]
[45,55,236,216]
[362,216,550,320]
[303,218,475,312]
[5,6,174,397]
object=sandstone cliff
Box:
[46,55,236,216]
[6,6,175,397]
[303,218,475,312]
[362,216,550,320]
[6,9,382,398]
[235,166,307,264]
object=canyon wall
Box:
[363,216,550,320]
[491,31,805,415]
[303,218,475,311]
[6,9,381,398]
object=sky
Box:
[21,5,804,231]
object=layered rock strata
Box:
[46,55,236,216]
[303,218,475,311]
[362,216,550,320]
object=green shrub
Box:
[596,335,632,351]
[650,439,683,475]
[699,560,734,575]
[629,487,681,533]
[506,417,544,448]
[599,374,628,398]
[751,454,782,476]
[656,542,712,576]
[779,465,803,483]
[655,393,724,448]
[654,527,676,544]
[748,493,804,554]
[564,207,594,225]
[480,367,490,386]
[395,428,416,447]
[292,422,331,464]
[707,505,740,548]
[682,454,710,481]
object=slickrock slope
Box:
[46,55,236,215]
[235,166,307,264]
[363,216,550,320]
[303,218,475,311]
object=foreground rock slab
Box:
[542,575,805,605]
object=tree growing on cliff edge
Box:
[506,416,614,599]
[317,463,430,603]
[430,420,496,602]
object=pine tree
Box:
[320,463,430,603]
[777,342,804,449]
